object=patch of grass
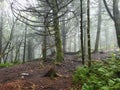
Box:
[73,58,120,90]
[0,61,22,68]
[0,63,14,68]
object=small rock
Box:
[21,76,24,79]
[21,73,29,76]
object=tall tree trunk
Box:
[87,0,91,67]
[113,0,120,48]
[27,39,33,61]
[0,11,3,63]
[103,0,120,48]
[80,0,85,65]
[61,16,66,53]
[23,25,27,63]
[53,0,64,63]
[42,30,47,61]
[94,0,102,53]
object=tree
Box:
[27,39,33,61]
[87,0,91,67]
[11,0,74,63]
[80,0,85,65]
[23,25,27,63]
[103,0,120,48]
[61,16,66,53]
[0,9,3,63]
[94,0,102,53]
[0,1,4,63]
[51,0,64,63]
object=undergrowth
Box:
[0,63,14,68]
[73,56,120,90]
[0,61,21,68]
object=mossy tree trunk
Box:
[52,0,64,63]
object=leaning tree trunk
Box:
[113,0,120,48]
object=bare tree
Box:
[11,0,74,63]
[103,0,120,48]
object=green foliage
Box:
[0,61,21,68]
[0,63,13,68]
[73,58,120,90]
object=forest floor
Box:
[0,52,112,90]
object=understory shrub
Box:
[73,58,120,90]
[0,63,13,68]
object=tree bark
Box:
[94,0,102,53]
[113,0,120,48]
[53,0,64,63]
[87,0,91,67]
[103,0,120,48]
[23,25,27,63]
[0,11,3,63]
[61,16,66,53]
[27,39,33,61]
[80,0,85,65]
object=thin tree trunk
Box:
[61,16,66,53]
[42,30,47,61]
[80,0,85,65]
[94,0,102,53]
[23,25,27,63]
[87,0,91,67]
[0,11,3,63]
[27,39,33,61]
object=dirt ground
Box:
[0,54,83,90]
[0,52,111,90]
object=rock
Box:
[21,73,29,76]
